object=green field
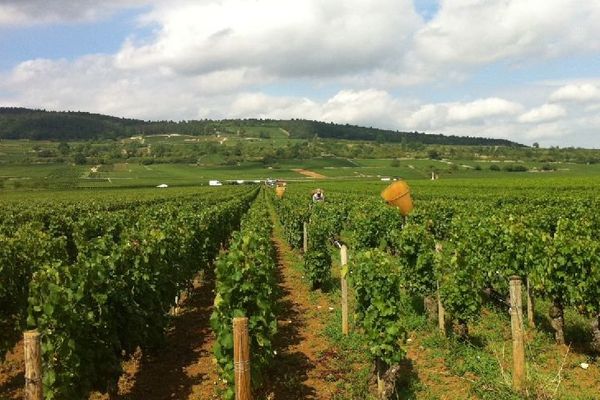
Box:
[3,157,600,191]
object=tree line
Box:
[0,107,521,147]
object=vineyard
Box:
[2,177,600,399]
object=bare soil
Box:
[90,273,220,400]
[257,235,344,399]
[292,169,327,179]
[0,340,24,399]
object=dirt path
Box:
[90,273,220,400]
[292,169,327,179]
[258,233,344,399]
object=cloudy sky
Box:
[1,0,600,147]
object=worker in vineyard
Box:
[312,188,325,202]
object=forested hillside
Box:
[0,108,522,146]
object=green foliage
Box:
[273,195,308,249]
[210,192,278,399]
[0,225,66,358]
[438,242,483,326]
[303,202,345,289]
[57,142,70,155]
[533,217,600,316]
[503,164,528,172]
[22,189,256,399]
[304,244,332,290]
[393,223,436,297]
[0,107,522,147]
[350,249,405,365]
[347,200,401,251]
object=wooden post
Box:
[340,244,349,335]
[526,277,535,328]
[509,276,526,392]
[376,357,387,399]
[303,222,308,253]
[233,317,252,400]
[434,244,445,336]
[24,330,43,400]
[437,280,445,336]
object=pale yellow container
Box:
[275,186,286,198]
[381,181,413,216]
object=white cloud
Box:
[1,56,233,120]
[228,93,320,120]
[446,98,522,122]
[405,97,522,130]
[550,83,600,103]
[224,89,410,129]
[407,0,600,80]
[518,104,566,123]
[114,0,422,80]
[320,89,407,128]
[0,0,149,26]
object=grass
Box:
[302,237,600,400]
[411,300,599,400]
[3,149,600,191]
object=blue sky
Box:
[0,6,154,70]
[413,0,439,21]
[1,0,600,147]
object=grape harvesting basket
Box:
[275,186,286,198]
[381,181,413,216]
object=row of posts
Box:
[20,260,525,400]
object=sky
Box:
[1,1,600,148]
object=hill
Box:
[0,107,523,146]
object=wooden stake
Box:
[437,281,445,336]
[24,330,43,400]
[376,357,387,399]
[340,244,349,335]
[303,222,308,253]
[434,244,446,336]
[509,276,526,392]
[233,317,252,400]
[526,277,535,328]
[174,295,180,316]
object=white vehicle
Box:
[209,180,223,186]
[156,183,168,188]
[265,178,276,187]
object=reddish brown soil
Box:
[95,273,220,400]
[1,274,220,400]
[0,340,24,399]
[405,338,475,400]
[291,169,327,179]
[257,235,344,399]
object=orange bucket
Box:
[381,181,413,216]
[275,186,286,198]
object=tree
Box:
[57,142,70,155]
[427,149,441,160]
[533,142,540,148]
[73,153,87,165]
